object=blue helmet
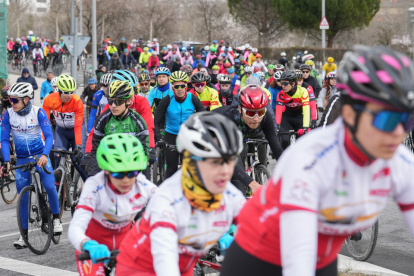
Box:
[212,40,217,44]
[112,70,139,87]
[181,47,186,52]
[88,78,97,85]
[235,59,240,64]
[155,67,171,77]
[227,68,235,74]
[162,46,167,51]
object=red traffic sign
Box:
[320,16,329,30]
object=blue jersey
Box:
[88,89,108,132]
[147,85,174,109]
[1,106,53,161]
[165,93,196,135]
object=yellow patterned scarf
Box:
[181,151,222,212]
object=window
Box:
[37,7,47,12]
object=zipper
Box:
[61,102,67,129]
[180,102,182,125]
[23,115,31,156]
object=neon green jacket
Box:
[139,52,151,64]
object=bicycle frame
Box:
[244,139,267,178]
[55,153,81,209]
[29,166,47,224]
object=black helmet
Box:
[339,45,414,112]
[300,64,311,71]
[138,73,150,82]
[280,70,297,82]
[191,72,206,84]
[205,74,212,85]
[177,112,243,158]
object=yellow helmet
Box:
[327,57,334,63]
[57,74,77,92]
[108,80,133,99]
[170,71,189,83]
[305,60,314,66]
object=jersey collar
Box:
[344,127,375,167]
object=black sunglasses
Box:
[9,98,22,104]
[173,84,187,90]
[110,171,139,179]
[281,81,290,87]
[108,98,127,106]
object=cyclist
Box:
[32,44,44,74]
[43,42,52,70]
[251,54,267,73]
[42,75,86,179]
[189,72,222,111]
[116,112,245,276]
[120,49,137,70]
[227,68,240,95]
[214,85,283,193]
[106,41,117,57]
[12,38,23,66]
[206,47,218,69]
[136,73,152,98]
[215,74,235,106]
[248,48,258,65]
[40,72,54,106]
[300,63,322,97]
[147,67,174,109]
[87,73,112,133]
[97,48,109,67]
[148,51,160,71]
[240,65,253,88]
[149,70,156,87]
[221,45,414,276]
[256,71,266,87]
[278,52,289,68]
[1,85,12,112]
[322,56,337,81]
[192,54,206,69]
[295,70,318,129]
[81,78,99,125]
[139,47,151,69]
[305,59,322,86]
[275,70,310,149]
[107,52,122,71]
[154,71,205,178]
[317,71,338,111]
[88,80,150,176]
[268,71,283,111]
[234,59,244,76]
[265,64,275,81]
[69,134,157,276]
[1,82,62,249]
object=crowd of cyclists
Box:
[3,32,414,276]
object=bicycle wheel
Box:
[82,58,86,71]
[253,164,270,185]
[38,63,42,77]
[12,61,16,71]
[17,185,53,255]
[345,220,379,261]
[56,175,66,219]
[63,56,67,69]
[1,168,17,204]
[196,246,221,276]
[51,211,61,245]
[71,171,84,217]
[158,150,166,184]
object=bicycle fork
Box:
[31,170,44,223]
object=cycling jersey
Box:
[1,106,53,160]
[42,92,84,145]
[116,170,246,276]
[68,171,157,252]
[137,86,152,99]
[153,93,205,141]
[322,63,337,78]
[275,86,310,128]
[147,84,174,109]
[189,86,222,111]
[235,119,414,276]
[230,75,240,95]
[87,89,108,133]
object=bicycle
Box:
[62,54,67,69]
[403,132,414,153]
[244,139,271,186]
[43,56,51,72]
[78,52,86,71]
[51,149,84,218]
[345,220,379,261]
[1,135,18,204]
[35,59,42,77]
[194,244,222,276]
[278,129,297,147]
[7,51,13,64]
[13,155,58,255]
[152,143,178,185]
[78,249,119,276]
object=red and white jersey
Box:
[116,170,246,276]
[68,171,157,252]
[235,118,414,276]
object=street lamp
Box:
[408,7,414,58]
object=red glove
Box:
[282,106,286,112]
[297,128,310,136]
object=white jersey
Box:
[235,118,414,276]
[68,171,157,252]
[116,170,246,276]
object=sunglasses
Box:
[353,105,414,132]
[101,84,108,87]
[281,81,291,87]
[109,170,139,179]
[242,107,266,119]
[9,98,22,104]
[302,71,310,73]
[246,72,252,75]
[140,82,150,86]
[108,98,127,106]
[194,83,206,88]
[60,90,74,95]
[173,84,187,90]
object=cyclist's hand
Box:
[248,181,261,194]
[317,107,324,112]
[149,148,156,164]
[1,162,10,176]
[310,120,317,129]
[275,124,280,135]
[37,155,48,167]
[297,129,306,136]
[82,240,110,265]
[156,140,166,149]
[74,145,84,164]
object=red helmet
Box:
[239,85,268,110]
[224,62,231,68]
[220,40,225,44]
[1,85,11,98]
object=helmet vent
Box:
[115,158,122,163]
[122,143,127,152]
[108,145,115,149]
[101,154,108,162]
[133,142,138,147]
[193,142,209,151]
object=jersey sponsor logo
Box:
[213,221,228,227]
[130,192,142,203]
[214,205,225,214]
[301,94,309,100]
[369,189,390,197]
[334,190,348,197]
[109,124,115,132]
[304,139,339,170]
[161,210,176,220]
[259,206,279,223]
[289,180,312,203]
[188,224,197,229]
[372,167,390,181]
[132,203,146,211]
[93,184,105,193]
[133,234,147,249]
[286,102,302,108]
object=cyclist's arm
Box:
[209,89,222,111]
[318,95,341,128]
[1,111,11,162]
[232,79,240,95]
[38,109,53,156]
[191,94,206,112]
[40,82,47,100]
[147,89,156,108]
[307,86,317,121]
[153,97,169,143]
[261,110,283,160]
[42,97,51,122]
[68,178,101,252]
[131,112,150,159]
[88,92,102,133]
[275,92,285,125]
[74,98,84,145]
[301,89,310,128]
[317,87,327,108]
[136,97,155,148]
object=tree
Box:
[8,0,31,38]
[195,0,226,43]
[278,0,380,48]
[228,0,287,47]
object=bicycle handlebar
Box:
[50,149,75,155]
[77,250,119,262]
[4,155,51,174]
[244,138,269,144]
[277,130,296,136]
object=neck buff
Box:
[17,99,32,116]
[158,82,170,92]
[174,88,188,103]
[181,150,222,212]
[220,87,232,98]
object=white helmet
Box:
[167,44,172,49]
[16,38,21,43]
[292,56,297,60]
[244,44,250,48]
[281,52,286,57]
[257,71,265,79]
[252,48,258,53]
[8,83,33,98]
[217,74,224,81]
[147,40,151,44]
[204,45,210,51]
[26,36,30,39]
[244,65,253,73]
[28,30,33,35]
[132,39,137,43]
[10,37,13,41]
[147,44,152,47]
[218,74,232,84]
[50,77,58,86]
[304,50,308,55]
[200,68,208,74]
[274,71,283,80]
[100,73,113,85]
[185,52,189,56]
[153,38,158,42]
[239,46,245,51]
[152,51,158,55]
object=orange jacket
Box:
[42,92,84,145]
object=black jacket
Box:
[80,86,99,107]
[318,93,341,128]
[303,75,322,98]
[213,105,284,186]
[97,53,108,66]
[131,50,140,62]
[107,58,123,71]
[119,42,128,53]
[171,62,181,73]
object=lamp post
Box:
[408,7,414,59]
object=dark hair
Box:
[270,78,277,89]
[197,63,204,69]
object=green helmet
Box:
[97,133,148,172]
